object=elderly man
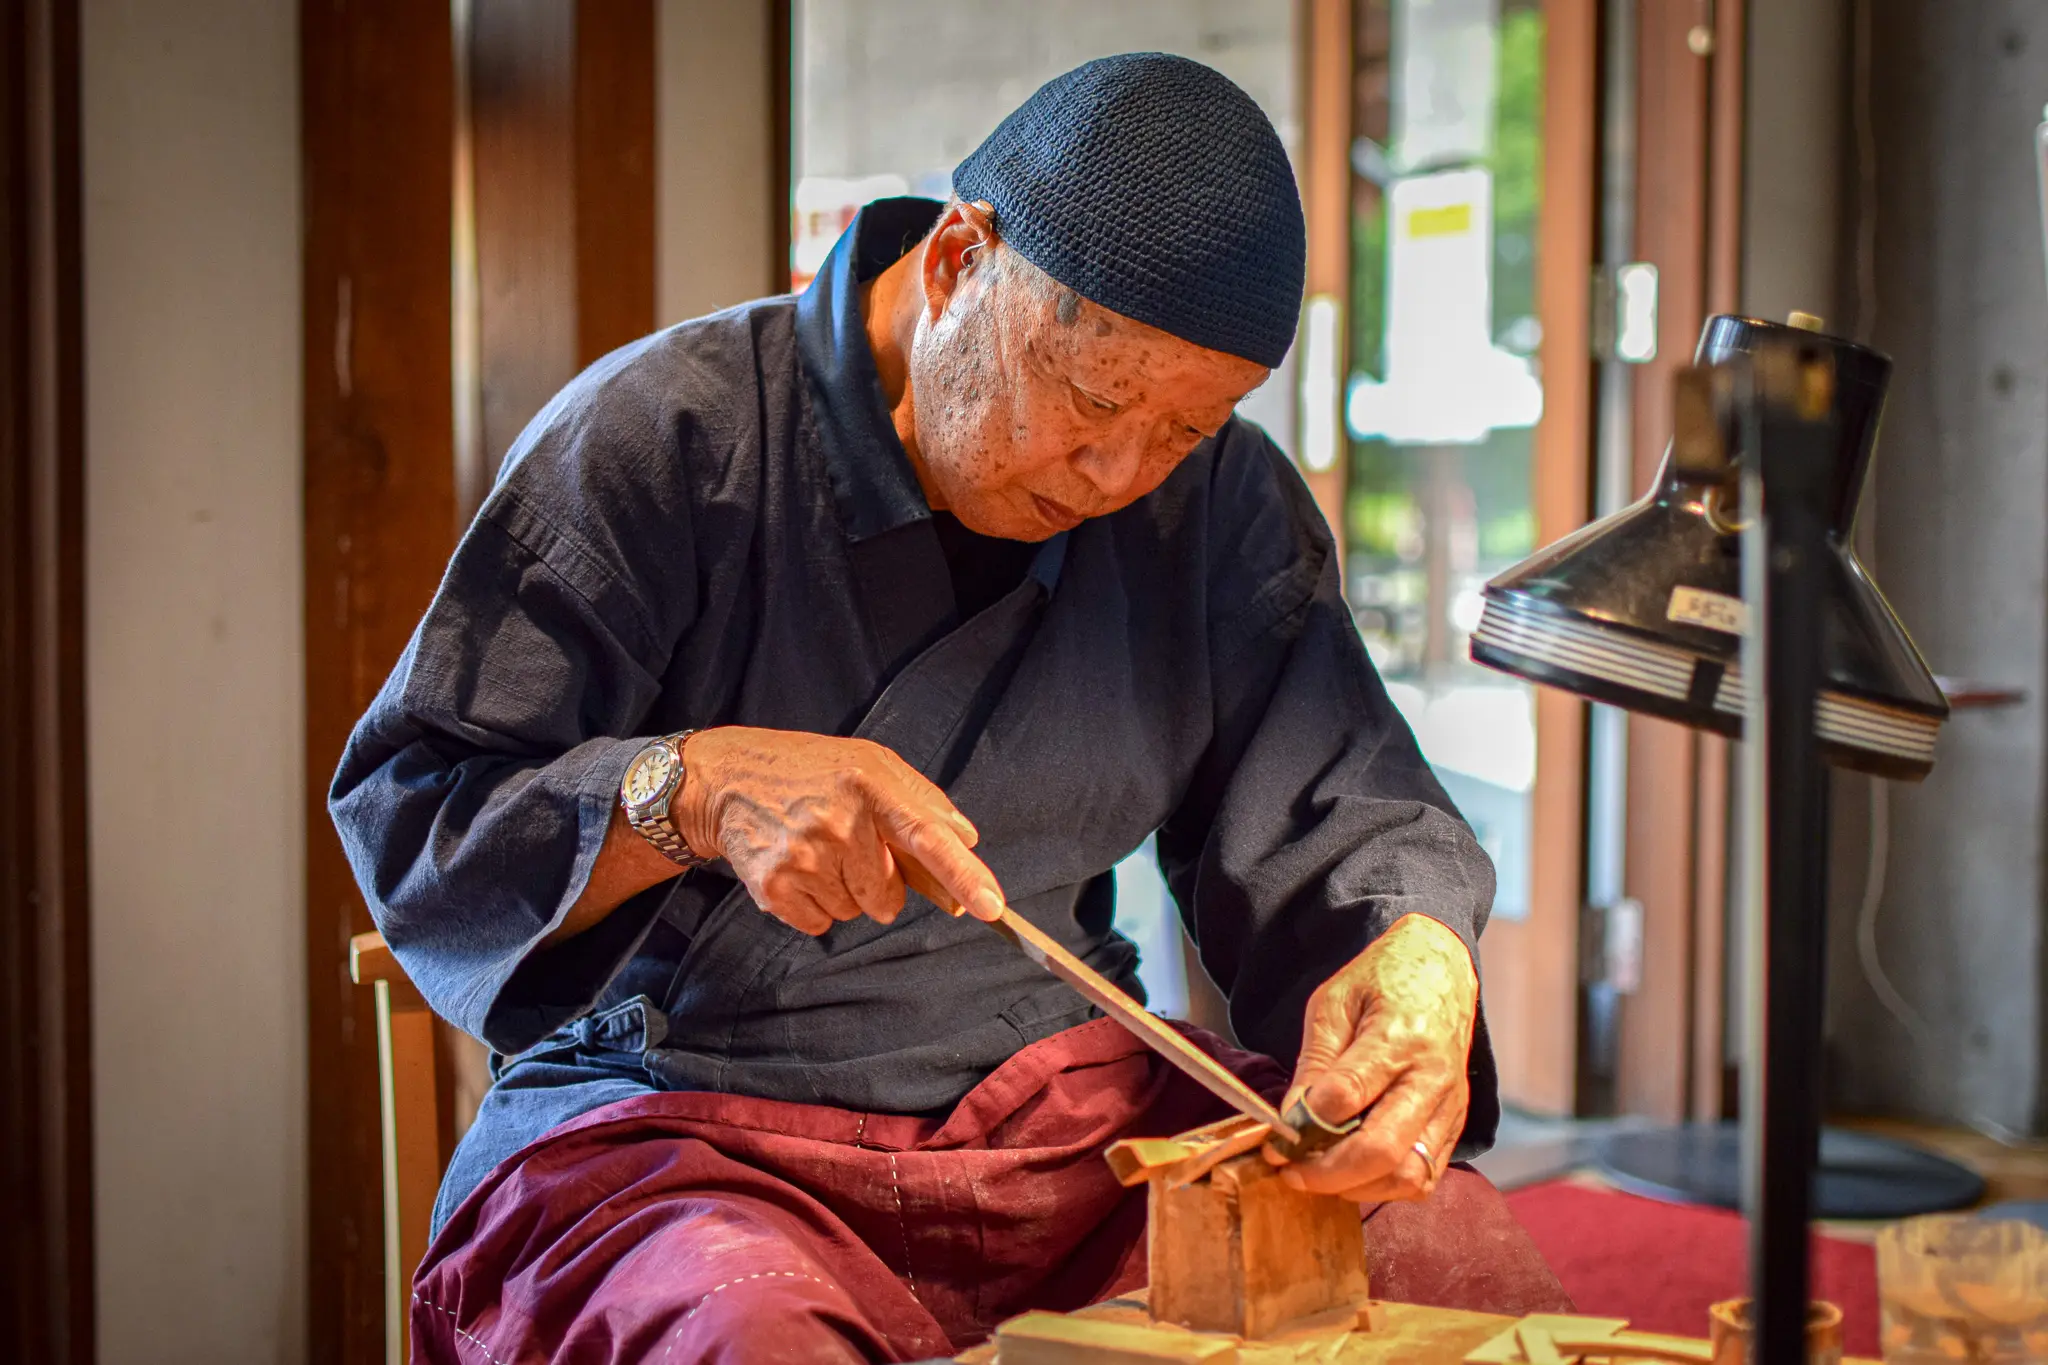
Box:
[333,53,1566,1364]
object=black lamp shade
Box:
[1470,315,1949,780]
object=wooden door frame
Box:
[1303,0,1602,1115]
[1694,0,1743,1123]
[1299,0,1352,546]
[1614,0,1744,1123]
[302,6,461,1360]
[1479,0,1602,1116]
[443,0,666,1146]
[1,1,94,1361]
[305,4,776,1358]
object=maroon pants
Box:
[413,1018,1568,1363]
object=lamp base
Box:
[1595,1122,1984,1219]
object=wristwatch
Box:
[620,730,711,868]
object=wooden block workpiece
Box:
[1106,1115,1274,1190]
[1465,1315,1717,1364]
[971,1298,1546,1364]
[995,1312,1238,1365]
[972,1302,1882,1365]
[1149,1152,1370,1339]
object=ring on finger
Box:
[1410,1138,1434,1176]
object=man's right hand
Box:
[673,727,1007,936]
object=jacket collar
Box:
[793,197,945,544]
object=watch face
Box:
[623,745,678,806]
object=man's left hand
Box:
[1264,911,1478,1204]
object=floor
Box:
[1468,1108,1660,1193]
[1474,1107,2048,1236]
[1834,1115,2048,1206]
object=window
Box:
[1345,0,1546,922]
[790,0,1299,1015]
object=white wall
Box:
[1740,0,1848,331]
[1824,0,2048,1136]
[657,0,777,322]
[81,2,307,1360]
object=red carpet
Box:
[1504,1181,1880,1358]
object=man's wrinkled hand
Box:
[1264,912,1478,1204]
[673,727,1007,935]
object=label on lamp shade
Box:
[1667,585,1750,636]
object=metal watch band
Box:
[633,815,699,865]
[625,729,709,869]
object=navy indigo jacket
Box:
[329,198,1501,1155]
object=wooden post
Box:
[573,0,658,367]
[1,1,93,1361]
[1690,0,1746,1124]
[1297,0,1352,553]
[302,4,458,1361]
[1617,0,1745,1124]
[306,4,665,1359]
[1477,0,1600,1118]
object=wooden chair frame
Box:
[348,931,449,1365]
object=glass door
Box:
[1345,0,1548,924]
[786,0,1605,1092]
[789,0,1302,1025]
[1325,0,1600,1113]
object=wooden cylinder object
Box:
[1707,1298,1844,1365]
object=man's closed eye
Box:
[1071,383,1121,416]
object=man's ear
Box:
[921,200,998,322]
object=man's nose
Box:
[1069,429,1146,500]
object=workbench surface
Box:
[956,1296,1883,1363]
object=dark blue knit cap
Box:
[953,52,1305,369]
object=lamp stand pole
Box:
[1739,346,1838,1365]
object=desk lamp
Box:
[1473,314,1947,776]
[1520,318,1980,1228]
[1471,314,1949,1365]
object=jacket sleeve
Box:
[1155,422,1501,1156]
[328,361,703,1054]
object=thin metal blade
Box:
[987,906,1297,1142]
